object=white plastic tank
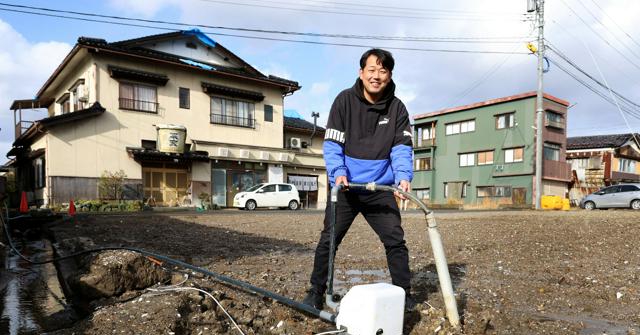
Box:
[156,124,187,154]
[335,283,405,335]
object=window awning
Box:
[126,147,209,163]
[201,82,265,101]
[108,65,169,86]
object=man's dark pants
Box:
[309,190,411,294]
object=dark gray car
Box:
[580,184,640,210]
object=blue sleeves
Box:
[323,141,348,185]
[390,144,413,185]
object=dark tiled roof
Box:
[39,102,105,128]
[13,103,105,147]
[567,133,639,150]
[284,116,325,133]
[76,34,300,92]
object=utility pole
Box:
[533,0,545,210]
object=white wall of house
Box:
[42,53,286,180]
[148,37,240,68]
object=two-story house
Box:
[566,133,640,204]
[7,29,327,208]
[411,91,571,209]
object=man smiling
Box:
[303,48,416,311]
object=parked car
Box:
[580,183,640,210]
[233,183,300,210]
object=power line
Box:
[573,0,640,61]
[546,45,640,110]
[256,0,524,15]
[0,7,530,55]
[196,0,530,21]
[0,2,530,43]
[586,0,640,51]
[557,0,640,71]
[547,57,640,120]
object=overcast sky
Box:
[1,0,639,162]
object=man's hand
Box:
[394,180,411,200]
[335,175,349,188]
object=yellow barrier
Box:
[541,195,566,210]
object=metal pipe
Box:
[0,211,337,323]
[329,182,460,328]
[325,184,342,311]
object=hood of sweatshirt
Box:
[352,78,396,111]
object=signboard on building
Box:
[288,175,318,191]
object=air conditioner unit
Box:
[77,85,89,102]
[278,152,289,162]
[290,137,302,149]
[239,149,250,159]
[217,147,229,157]
[259,151,270,160]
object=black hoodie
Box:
[323,79,413,186]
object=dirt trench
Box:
[45,210,640,334]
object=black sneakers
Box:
[405,293,417,312]
[302,289,324,310]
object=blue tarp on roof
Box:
[180,59,215,71]
[284,109,303,119]
[182,28,216,48]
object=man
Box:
[303,48,415,311]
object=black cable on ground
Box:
[0,208,336,323]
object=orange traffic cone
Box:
[69,199,76,217]
[19,191,28,214]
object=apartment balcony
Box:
[611,170,640,182]
[543,159,571,181]
[414,138,436,150]
[14,120,34,140]
[544,119,565,129]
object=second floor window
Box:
[59,95,70,114]
[415,157,431,170]
[445,120,475,135]
[496,113,515,129]
[416,124,435,146]
[504,147,524,163]
[179,87,190,109]
[619,158,637,173]
[119,83,158,113]
[543,142,561,161]
[477,150,494,165]
[545,111,564,129]
[459,153,475,167]
[210,97,255,128]
[264,104,273,122]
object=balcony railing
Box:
[210,113,255,129]
[119,98,158,113]
[544,119,565,129]
[15,120,34,139]
[414,138,436,148]
[543,159,571,181]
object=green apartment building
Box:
[412,91,571,209]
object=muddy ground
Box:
[45,209,640,334]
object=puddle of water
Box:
[1,238,73,334]
[532,312,640,335]
[332,269,391,295]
